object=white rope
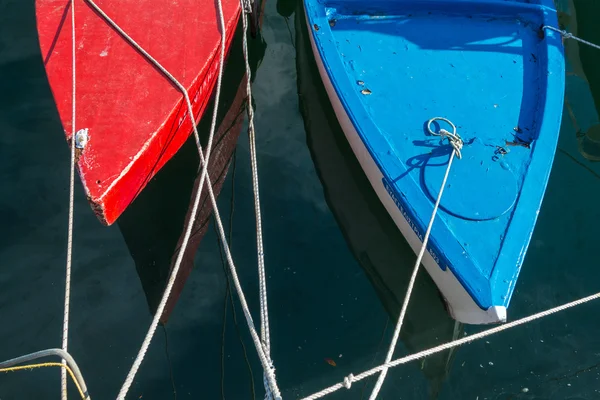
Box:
[543,25,600,51]
[62,1,77,398]
[80,1,281,398]
[238,2,277,399]
[203,150,283,400]
[302,290,600,400]
[81,1,227,397]
[41,7,600,400]
[0,348,90,399]
[80,0,226,396]
[246,11,270,359]
[367,117,463,400]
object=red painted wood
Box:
[36,0,241,225]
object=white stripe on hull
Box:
[305,12,506,325]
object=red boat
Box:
[36,0,242,225]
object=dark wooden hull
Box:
[117,20,266,323]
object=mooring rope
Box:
[217,150,258,400]
[0,349,90,400]
[81,0,230,397]
[79,1,281,398]
[302,290,600,400]
[238,1,278,399]
[78,0,228,396]
[367,117,463,400]
[10,8,600,400]
[3,363,86,400]
[192,5,281,397]
[62,0,77,398]
[543,25,600,51]
[51,11,600,400]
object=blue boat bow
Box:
[304,0,565,324]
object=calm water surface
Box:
[1,0,600,399]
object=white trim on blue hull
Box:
[305,12,506,325]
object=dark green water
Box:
[1,0,600,399]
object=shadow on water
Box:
[116,16,267,322]
[568,0,600,160]
[294,1,462,397]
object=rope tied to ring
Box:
[427,117,464,159]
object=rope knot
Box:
[427,117,464,159]
[263,361,281,400]
[343,373,355,389]
[542,25,600,51]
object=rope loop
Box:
[426,117,464,158]
[343,374,354,389]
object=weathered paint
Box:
[305,0,565,319]
[35,0,241,225]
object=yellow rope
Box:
[0,362,87,399]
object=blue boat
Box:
[304,0,565,324]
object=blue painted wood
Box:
[305,0,565,312]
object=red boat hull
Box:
[36,0,241,225]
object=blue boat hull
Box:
[304,0,565,324]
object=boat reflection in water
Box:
[568,0,600,160]
[117,18,266,323]
[294,1,462,397]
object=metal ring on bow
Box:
[426,117,464,159]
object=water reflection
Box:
[116,19,267,322]
[561,0,600,160]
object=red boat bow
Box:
[36,0,241,225]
